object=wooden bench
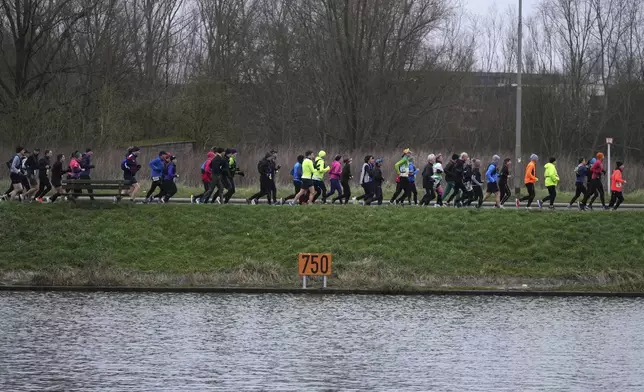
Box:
[61,179,133,202]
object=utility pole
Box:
[515,0,523,197]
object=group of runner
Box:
[2,147,97,203]
[2,145,628,210]
[270,148,627,210]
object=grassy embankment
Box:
[1,203,644,291]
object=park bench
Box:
[61,179,132,202]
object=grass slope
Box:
[1,203,643,291]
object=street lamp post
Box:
[515,0,523,197]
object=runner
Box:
[325,155,344,203]
[446,153,468,207]
[145,151,167,203]
[407,157,419,205]
[67,152,84,200]
[34,150,53,201]
[268,150,280,204]
[50,154,70,202]
[285,155,304,202]
[458,158,474,207]
[518,154,538,208]
[498,158,511,206]
[337,158,352,205]
[312,150,330,204]
[192,151,215,204]
[442,154,459,202]
[202,148,227,204]
[483,155,501,208]
[23,149,40,201]
[432,154,444,207]
[121,147,142,202]
[539,157,560,209]
[580,153,607,211]
[7,147,26,201]
[568,158,587,209]
[80,149,96,201]
[609,161,626,211]
[368,158,384,205]
[393,148,413,205]
[223,149,244,203]
[291,151,317,205]
[471,159,484,208]
[356,155,375,204]
[155,155,178,203]
[419,154,435,206]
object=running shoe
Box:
[537,200,543,209]
[190,195,195,204]
[251,199,256,205]
[567,204,573,209]
[215,197,222,205]
[351,197,356,205]
[515,199,520,208]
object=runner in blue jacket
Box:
[145,151,167,202]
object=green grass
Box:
[1,203,644,291]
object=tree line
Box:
[1,0,644,161]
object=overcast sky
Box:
[464,0,538,17]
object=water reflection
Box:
[0,293,643,391]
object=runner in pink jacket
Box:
[325,155,344,203]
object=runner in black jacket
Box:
[34,150,53,200]
[247,153,274,205]
[200,148,227,204]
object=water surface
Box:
[0,292,642,391]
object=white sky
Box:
[464,0,538,17]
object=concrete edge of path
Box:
[1,285,643,297]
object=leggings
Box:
[223,177,236,203]
[366,184,383,205]
[569,183,586,205]
[420,186,435,206]
[336,181,350,204]
[582,178,605,207]
[312,180,327,203]
[35,177,52,198]
[395,177,412,204]
[499,180,511,205]
[203,174,225,203]
[447,182,467,204]
[542,185,557,206]
[249,176,272,204]
[285,181,302,201]
[520,183,536,207]
[194,180,210,200]
[609,191,624,210]
[407,182,418,204]
[390,181,404,203]
[155,180,177,201]
[269,179,277,204]
[326,179,343,200]
[146,180,163,199]
[359,183,374,203]
[472,186,484,208]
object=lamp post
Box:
[515,0,523,197]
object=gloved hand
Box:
[276,165,281,171]
[238,171,245,177]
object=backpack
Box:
[315,158,323,171]
[121,158,128,171]
[201,160,207,175]
[6,157,13,169]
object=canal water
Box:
[1,292,643,391]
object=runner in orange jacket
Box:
[517,154,538,208]
[609,161,626,210]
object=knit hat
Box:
[616,161,623,168]
[597,152,605,160]
[375,158,383,164]
[319,150,327,158]
[451,154,459,160]
[530,154,538,161]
